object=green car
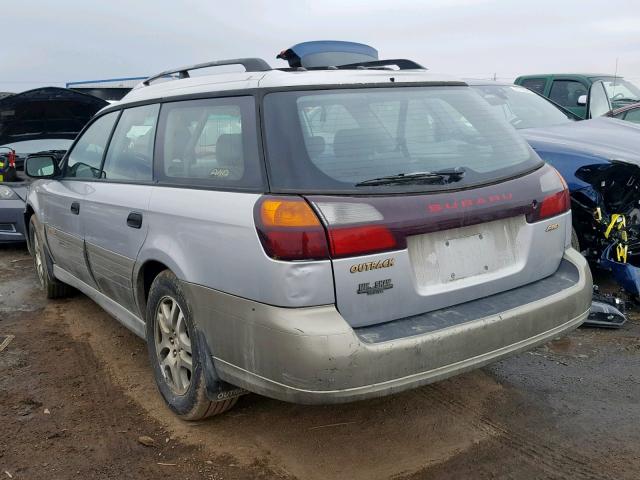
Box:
[514,73,640,119]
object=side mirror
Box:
[577,95,587,106]
[25,154,60,179]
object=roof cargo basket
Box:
[278,41,379,68]
[277,41,425,70]
[142,58,271,86]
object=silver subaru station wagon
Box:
[24,44,592,419]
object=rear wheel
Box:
[146,270,237,420]
[29,216,72,299]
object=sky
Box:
[3,0,640,93]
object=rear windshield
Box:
[263,86,541,194]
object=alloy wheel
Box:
[154,296,193,395]
[33,233,45,288]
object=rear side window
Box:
[155,96,263,189]
[264,86,539,194]
[520,78,546,95]
[65,111,119,179]
[102,104,159,182]
[549,80,587,108]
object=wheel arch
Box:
[135,259,171,319]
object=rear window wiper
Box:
[355,167,466,187]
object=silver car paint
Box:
[38,180,96,288]
[24,68,592,405]
[332,211,570,327]
[139,187,335,308]
[82,182,151,313]
[183,248,591,404]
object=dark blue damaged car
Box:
[470,81,640,297]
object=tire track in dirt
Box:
[50,301,133,460]
[421,383,616,480]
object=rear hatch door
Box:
[307,165,571,327]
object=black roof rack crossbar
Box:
[336,59,426,71]
[142,58,272,86]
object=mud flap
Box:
[194,329,247,402]
[600,243,640,296]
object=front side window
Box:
[65,111,119,178]
[472,84,574,129]
[102,104,159,181]
[548,80,587,108]
[589,81,612,117]
[264,86,540,194]
[156,96,263,189]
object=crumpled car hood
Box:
[0,86,107,146]
[521,117,640,165]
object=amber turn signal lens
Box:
[260,199,322,227]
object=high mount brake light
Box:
[527,168,570,222]
[255,197,400,261]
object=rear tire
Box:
[571,227,581,252]
[146,270,237,420]
[29,216,73,299]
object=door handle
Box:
[127,212,143,229]
[70,202,80,215]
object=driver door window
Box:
[549,80,587,108]
[65,111,119,179]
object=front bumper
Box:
[185,248,592,404]
[0,199,26,243]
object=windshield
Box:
[0,138,73,155]
[263,86,541,194]
[472,84,574,129]
[593,77,640,103]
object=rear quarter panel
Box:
[139,187,335,307]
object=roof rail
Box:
[336,59,425,70]
[280,59,426,72]
[142,58,271,86]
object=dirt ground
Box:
[1,244,639,480]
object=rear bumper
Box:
[0,200,26,243]
[185,248,592,404]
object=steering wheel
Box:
[611,92,625,101]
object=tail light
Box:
[526,168,570,222]
[255,196,400,261]
[254,197,329,260]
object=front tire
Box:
[146,270,237,420]
[29,216,72,299]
